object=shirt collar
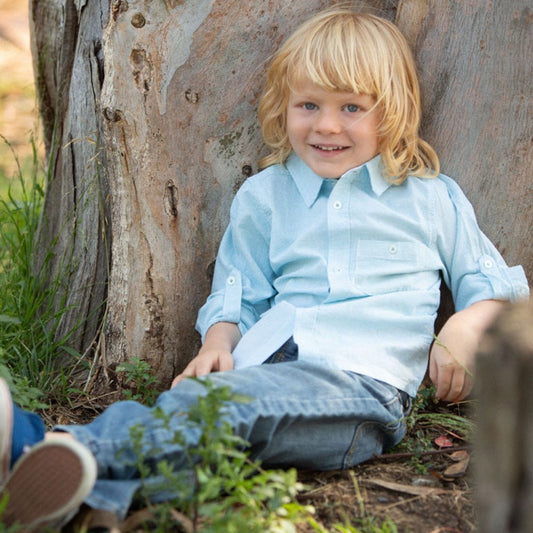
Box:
[286,153,392,207]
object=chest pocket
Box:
[353,240,438,295]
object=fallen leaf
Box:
[364,478,449,496]
[434,435,454,448]
[443,455,470,478]
[449,450,469,462]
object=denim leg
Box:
[11,404,45,467]
[208,362,408,469]
[262,336,299,364]
[58,361,407,518]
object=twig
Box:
[372,445,470,462]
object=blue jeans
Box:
[57,353,409,518]
[11,405,45,467]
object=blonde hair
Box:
[258,7,439,183]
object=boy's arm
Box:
[171,321,241,387]
[429,299,505,402]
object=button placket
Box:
[327,183,352,297]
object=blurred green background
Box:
[0,0,42,193]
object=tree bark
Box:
[397,0,532,310]
[474,300,533,533]
[29,0,110,367]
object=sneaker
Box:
[0,438,97,532]
[0,378,13,485]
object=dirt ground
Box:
[297,437,475,532]
[48,394,476,533]
[0,2,476,531]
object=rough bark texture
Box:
[474,300,533,533]
[29,0,110,366]
[397,0,532,306]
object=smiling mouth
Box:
[311,144,348,152]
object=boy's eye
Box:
[344,104,360,113]
[303,102,317,110]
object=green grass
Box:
[0,136,83,408]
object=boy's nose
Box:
[314,111,342,134]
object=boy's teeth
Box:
[316,145,343,151]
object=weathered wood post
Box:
[474,300,533,533]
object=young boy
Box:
[0,7,529,531]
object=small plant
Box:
[0,136,51,408]
[122,379,314,532]
[386,385,474,476]
[116,357,161,406]
[0,136,92,407]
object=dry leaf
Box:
[364,478,449,496]
[434,435,454,448]
[443,455,470,478]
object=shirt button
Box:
[388,244,398,255]
[227,276,236,285]
[333,201,342,209]
[484,259,494,269]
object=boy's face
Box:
[286,82,381,178]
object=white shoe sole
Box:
[1,438,97,532]
[0,378,13,486]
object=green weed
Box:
[0,136,83,407]
[116,357,161,406]
[122,379,314,532]
[388,385,473,474]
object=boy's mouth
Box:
[311,144,348,152]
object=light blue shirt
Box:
[197,154,529,396]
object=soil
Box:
[44,387,476,533]
[0,2,476,531]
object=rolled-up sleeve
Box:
[196,180,276,340]
[436,176,529,310]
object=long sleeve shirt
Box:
[196,153,529,396]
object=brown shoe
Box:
[0,439,97,532]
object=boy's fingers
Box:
[436,366,472,403]
[170,352,234,389]
[434,359,456,401]
[218,352,234,372]
[447,371,464,403]
[171,367,195,388]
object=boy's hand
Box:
[171,349,234,387]
[171,321,240,388]
[429,299,505,402]
[429,313,477,402]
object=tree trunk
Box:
[474,300,533,533]
[30,0,531,389]
[29,0,110,367]
[396,0,532,324]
